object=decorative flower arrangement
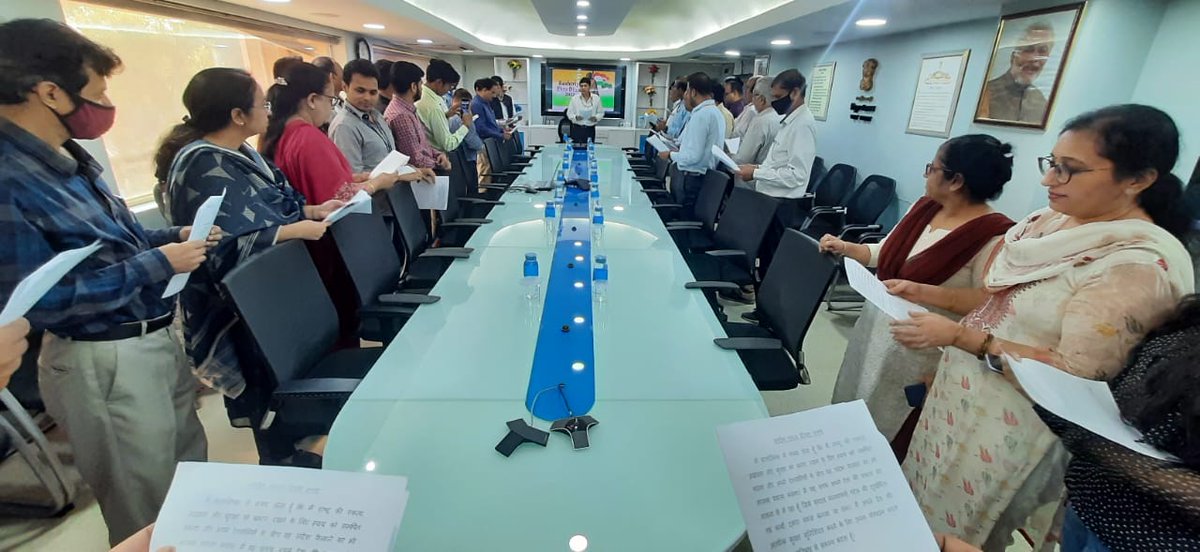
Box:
[507,59,523,79]
[643,84,657,107]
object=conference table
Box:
[325,144,768,550]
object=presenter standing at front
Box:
[566,76,600,144]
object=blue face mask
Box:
[771,95,792,116]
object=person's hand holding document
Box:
[1008,356,1178,461]
[369,151,412,179]
[724,137,741,155]
[646,134,677,153]
[163,190,226,298]
[844,259,928,321]
[324,189,373,224]
[710,145,739,172]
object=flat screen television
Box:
[540,62,627,119]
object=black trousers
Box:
[758,196,806,281]
[679,172,706,221]
[570,123,596,144]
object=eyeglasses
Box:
[260,101,272,114]
[317,93,338,107]
[924,162,955,178]
[1037,155,1112,184]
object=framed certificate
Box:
[807,62,836,121]
[905,50,971,138]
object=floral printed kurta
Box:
[901,209,1193,551]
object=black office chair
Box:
[482,138,526,185]
[681,186,778,290]
[222,241,383,464]
[657,168,731,235]
[503,134,535,163]
[689,230,839,390]
[632,156,670,189]
[808,156,828,195]
[447,147,504,221]
[557,116,572,143]
[642,163,684,210]
[328,209,439,343]
[800,174,896,240]
[383,182,474,288]
[799,163,857,218]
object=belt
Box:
[63,314,174,342]
[682,170,705,177]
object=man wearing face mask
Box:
[0,19,209,545]
[738,69,817,280]
[659,72,726,219]
[733,77,782,169]
[980,22,1053,123]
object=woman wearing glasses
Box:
[886,104,1195,550]
[820,135,1015,450]
[260,62,418,203]
[153,68,343,404]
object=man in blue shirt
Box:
[470,78,509,143]
[0,19,208,545]
[663,78,691,139]
[660,72,726,218]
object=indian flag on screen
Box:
[551,68,617,110]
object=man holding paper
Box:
[658,72,726,219]
[0,20,209,545]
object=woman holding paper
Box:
[566,76,600,144]
[821,134,1015,447]
[259,62,424,204]
[886,105,1194,549]
[155,68,347,400]
[1038,295,1200,551]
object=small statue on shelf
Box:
[860,58,879,92]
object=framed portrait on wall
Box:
[973,3,1084,129]
[753,55,770,77]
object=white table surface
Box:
[324,145,766,551]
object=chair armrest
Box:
[839,224,882,241]
[479,184,509,190]
[452,217,493,224]
[358,304,417,319]
[650,203,683,210]
[272,377,360,399]
[622,147,640,152]
[439,221,484,229]
[809,206,847,215]
[685,281,741,291]
[640,189,670,195]
[858,232,887,244]
[379,292,441,305]
[509,162,534,168]
[665,221,702,228]
[714,337,784,350]
[459,198,505,205]
[801,209,845,232]
[666,226,703,233]
[419,247,473,259]
[704,249,746,257]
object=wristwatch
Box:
[984,353,1005,374]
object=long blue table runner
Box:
[525,147,597,420]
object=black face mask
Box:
[771,96,792,116]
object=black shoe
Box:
[741,311,760,323]
[718,288,755,305]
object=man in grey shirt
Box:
[329,59,396,173]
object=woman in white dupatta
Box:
[883,105,1195,550]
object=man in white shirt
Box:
[734,77,782,168]
[737,68,817,278]
[731,75,762,138]
[659,72,726,218]
[566,76,601,143]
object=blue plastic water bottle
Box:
[592,204,604,225]
[593,255,608,302]
[522,253,541,301]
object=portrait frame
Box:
[973,3,1084,129]
[753,55,770,77]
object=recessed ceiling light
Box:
[416,38,433,44]
[724,50,741,56]
[215,44,229,48]
[855,18,887,27]
[577,33,586,37]
[619,57,630,61]
[770,39,791,46]
[262,0,291,3]
[577,24,587,30]
[304,46,314,51]
[461,48,475,53]
[363,23,386,30]
[576,14,588,21]
[577,0,590,6]
[533,54,544,58]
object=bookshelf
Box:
[493,57,530,125]
[633,62,670,127]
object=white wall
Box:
[1131,0,1200,180]
[769,0,1182,222]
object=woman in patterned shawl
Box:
[153,68,341,402]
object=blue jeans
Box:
[1061,506,1112,552]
